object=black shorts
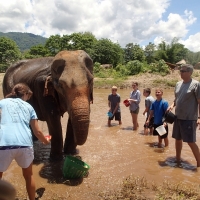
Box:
[153,124,168,139]
[144,117,154,129]
[108,112,121,121]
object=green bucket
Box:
[63,155,90,179]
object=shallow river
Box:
[2,88,200,199]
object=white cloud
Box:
[0,0,199,52]
[180,33,200,52]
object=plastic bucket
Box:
[162,111,176,124]
[123,99,130,107]
[63,155,90,179]
[155,125,166,136]
[107,112,113,118]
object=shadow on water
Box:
[121,126,133,130]
[158,156,196,171]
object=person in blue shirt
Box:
[146,88,169,148]
[0,83,51,200]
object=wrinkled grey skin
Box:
[3,50,93,160]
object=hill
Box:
[0,32,47,52]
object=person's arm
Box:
[128,91,140,103]
[143,99,149,115]
[167,100,176,111]
[113,102,119,114]
[108,100,111,112]
[143,106,149,115]
[30,119,51,144]
[197,99,200,129]
[146,110,154,124]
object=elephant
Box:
[2,50,93,160]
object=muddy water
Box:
[2,88,200,199]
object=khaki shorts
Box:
[130,107,139,114]
[0,147,34,172]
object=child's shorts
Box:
[153,124,168,139]
[144,117,154,129]
[108,112,121,121]
[0,147,34,172]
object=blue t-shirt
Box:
[0,98,38,147]
[150,99,168,125]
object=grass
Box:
[98,175,200,200]
[94,77,128,88]
[152,79,179,88]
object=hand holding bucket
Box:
[123,99,130,107]
[162,110,176,124]
[155,125,166,136]
[107,111,113,118]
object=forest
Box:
[0,32,200,77]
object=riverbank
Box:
[94,69,200,89]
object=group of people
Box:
[1,63,200,199]
[108,64,200,168]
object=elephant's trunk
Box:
[69,92,90,145]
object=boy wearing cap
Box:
[168,64,200,167]
[108,86,122,126]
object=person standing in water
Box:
[168,64,200,167]
[146,88,169,147]
[0,83,51,200]
[143,88,155,135]
[128,82,141,130]
[108,86,122,126]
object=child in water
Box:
[143,88,155,135]
[146,88,169,147]
[108,86,122,126]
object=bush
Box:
[115,64,129,76]
[148,59,170,76]
[94,62,101,73]
[126,60,143,75]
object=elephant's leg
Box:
[64,118,77,154]
[46,115,63,160]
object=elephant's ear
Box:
[84,55,93,74]
[85,56,94,104]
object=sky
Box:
[0,0,200,52]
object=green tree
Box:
[124,43,145,63]
[154,41,168,61]
[92,38,123,67]
[0,37,21,68]
[24,44,49,58]
[67,32,97,57]
[45,35,61,56]
[186,51,200,66]
[155,38,188,64]
[144,42,156,64]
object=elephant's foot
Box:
[64,148,79,155]
[49,152,63,161]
